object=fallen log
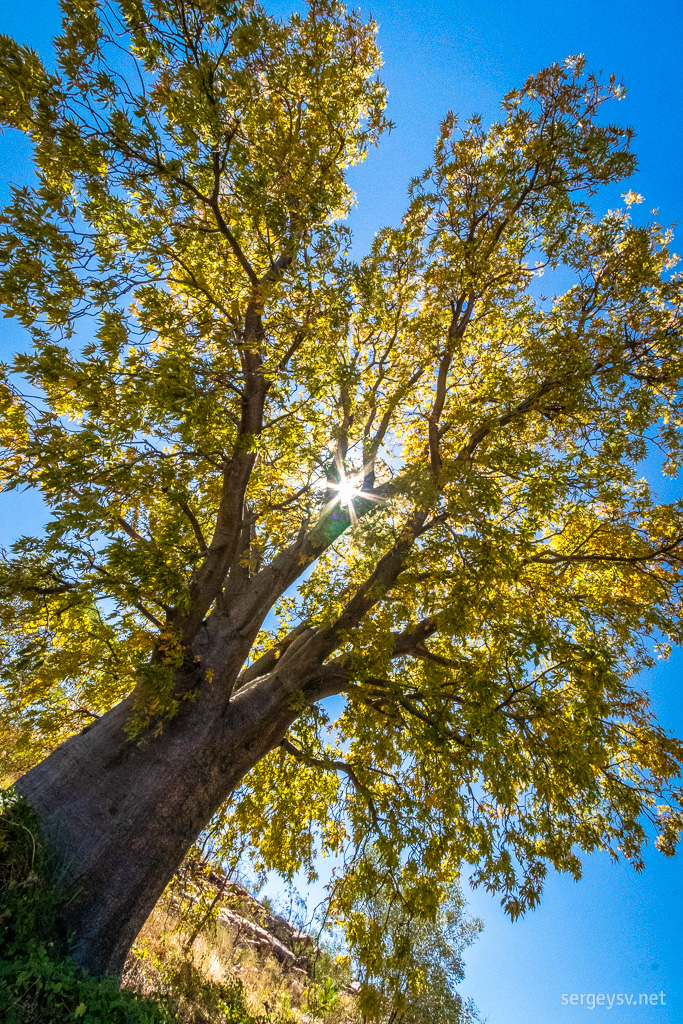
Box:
[217,907,309,978]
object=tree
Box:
[334,856,482,1024]
[1,0,683,982]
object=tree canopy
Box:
[1,0,683,966]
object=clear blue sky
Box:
[1,1,682,1022]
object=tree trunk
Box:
[14,656,299,978]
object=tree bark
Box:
[14,647,302,978]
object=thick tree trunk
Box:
[14,655,299,978]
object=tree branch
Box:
[525,533,683,568]
[280,737,381,832]
[178,498,209,553]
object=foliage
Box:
[327,856,480,1024]
[1,0,683,975]
[309,976,341,1013]
[0,789,171,1022]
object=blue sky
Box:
[1,1,682,1021]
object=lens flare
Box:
[332,476,362,508]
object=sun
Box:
[323,463,384,525]
[332,476,363,508]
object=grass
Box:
[123,882,357,1024]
